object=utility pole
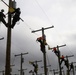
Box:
[29,60,42,75]
[34,60,42,75]
[50,44,66,75]
[50,69,58,75]
[32,26,54,75]
[0,70,5,75]
[12,74,19,75]
[15,52,28,75]
[41,65,51,75]
[69,62,76,75]
[38,73,44,75]
[41,65,51,68]
[18,68,27,75]
[61,67,65,75]
[72,62,76,75]
[5,0,12,75]
[65,55,74,75]
[62,70,65,75]
[10,64,15,74]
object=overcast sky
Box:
[0,0,76,75]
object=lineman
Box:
[60,55,65,65]
[29,61,38,75]
[69,62,74,71]
[29,70,34,75]
[37,37,45,53]
[0,9,8,27]
[11,8,21,28]
[52,47,60,56]
[64,59,69,69]
[36,35,47,53]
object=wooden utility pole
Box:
[15,52,28,75]
[50,44,66,75]
[41,65,51,68]
[41,65,51,75]
[10,64,15,74]
[65,55,74,75]
[12,74,19,75]
[50,69,58,75]
[0,70,5,75]
[57,45,62,75]
[72,62,76,75]
[32,26,54,75]
[29,60,42,75]
[5,0,12,75]
[69,62,76,75]
[34,60,42,75]
[18,68,27,75]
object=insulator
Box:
[22,58,24,63]
[12,0,16,9]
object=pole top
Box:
[32,26,54,33]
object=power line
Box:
[23,21,39,36]
[35,0,53,26]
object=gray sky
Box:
[0,0,76,75]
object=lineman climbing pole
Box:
[29,60,42,75]
[32,26,54,75]
[34,60,42,75]
[15,52,28,75]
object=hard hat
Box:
[17,8,20,10]
[1,9,4,12]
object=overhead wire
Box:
[23,21,40,36]
[35,0,53,26]
[34,0,64,46]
